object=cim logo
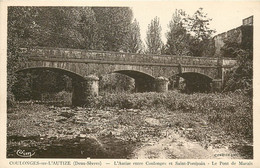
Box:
[16,149,35,158]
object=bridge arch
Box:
[171,72,213,93]
[111,70,156,92]
[15,67,99,106]
[114,70,155,92]
[113,70,155,80]
[16,67,86,81]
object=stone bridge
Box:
[18,47,237,106]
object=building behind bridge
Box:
[212,16,253,58]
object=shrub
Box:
[222,49,252,97]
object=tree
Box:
[29,7,76,48]
[7,7,38,105]
[28,7,101,50]
[92,7,133,52]
[221,40,241,58]
[186,8,215,56]
[222,49,252,96]
[165,9,191,55]
[145,17,163,54]
[123,19,143,53]
[187,8,214,40]
[221,33,253,96]
[76,7,103,50]
[59,7,102,50]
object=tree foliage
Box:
[221,40,241,58]
[221,27,253,96]
[7,7,37,105]
[145,17,163,54]
[222,49,253,96]
[20,7,102,49]
[186,8,215,56]
[186,8,215,41]
[123,19,143,53]
[165,9,191,55]
[62,7,102,49]
[8,6,136,51]
[165,8,215,57]
[221,26,253,58]
[92,7,133,52]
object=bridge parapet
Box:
[20,47,235,67]
[221,58,237,67]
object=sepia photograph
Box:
[4,1,256,162]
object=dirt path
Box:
[132,125,241,159]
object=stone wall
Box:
[213,27,242,57]
[212,25,253,57]
[243,16,253,26]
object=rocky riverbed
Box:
[7,103,251,159]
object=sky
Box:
[130,1,257,44]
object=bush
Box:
[222,47,252,96]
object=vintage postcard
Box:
[0,0,259,167]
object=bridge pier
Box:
[155,77,169,92]
[72,75,99,106]
[212,79,222,92]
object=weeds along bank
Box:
[94,91,253,144]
